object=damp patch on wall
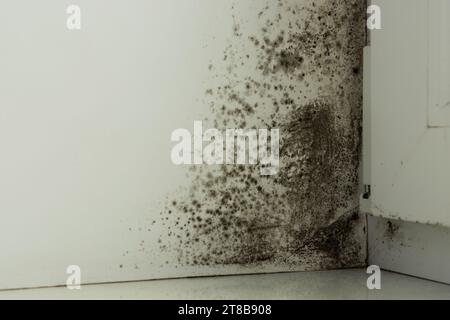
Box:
[140,0,367,272]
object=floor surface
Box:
[0,268,449,300]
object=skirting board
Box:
[368,215,450,285]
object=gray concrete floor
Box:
[0,268,449,300]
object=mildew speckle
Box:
[146,0,366,270]
[385,220,401,240]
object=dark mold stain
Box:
[385,220,401,240]
[147,0,366,270]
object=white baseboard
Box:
[368,215,450,284]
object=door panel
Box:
[369,0,450,227]
[429,0,450,127]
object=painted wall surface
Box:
[0,0,366,289]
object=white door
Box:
[367,0,450,283]
[369,0,450,227]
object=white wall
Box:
[0,0,366,289]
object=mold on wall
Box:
[150,0,366,271]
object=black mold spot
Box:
[301,211,363,267]
[385,220,401,240]
[150,0,366,270]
